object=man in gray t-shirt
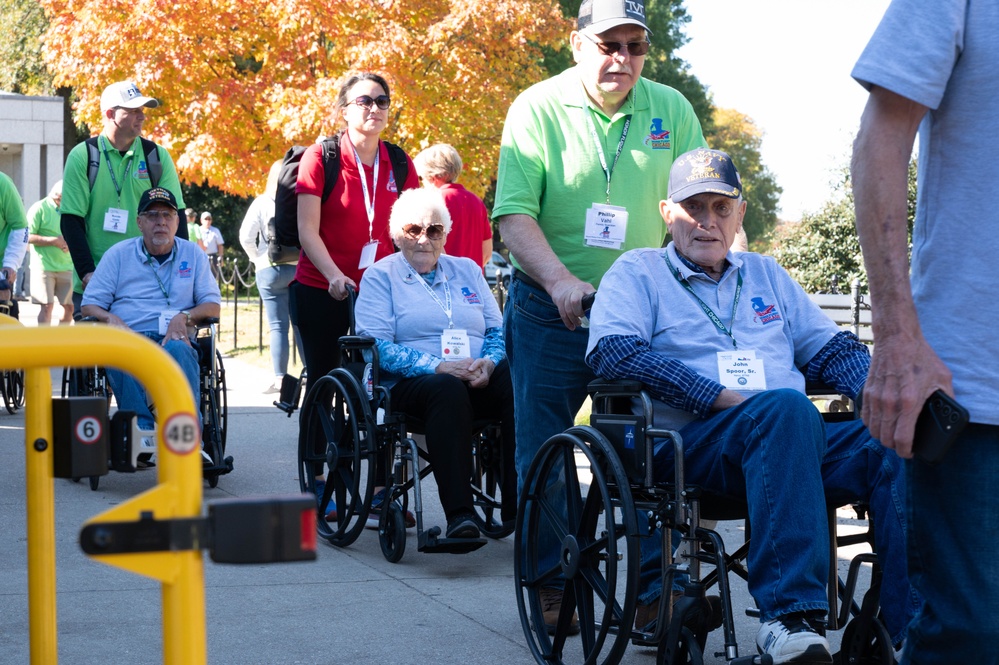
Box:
[588,149,914,662]
[852,1,999,661]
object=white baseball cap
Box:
[100,81,159,113]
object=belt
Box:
[513,269,544,291]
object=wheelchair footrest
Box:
[417,531,487,554]
[203,455,234,476]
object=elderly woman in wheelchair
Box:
[353,187,517,543]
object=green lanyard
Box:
[99,135,134,203]
[582,86,631,203]
[665,254,742,348]
[144,246,175,307]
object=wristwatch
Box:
[180,309,193,326]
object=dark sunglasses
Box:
[581,31,650,57]
[350,94,391,110]
[402,223,445,240]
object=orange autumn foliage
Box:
[39,0,570,197]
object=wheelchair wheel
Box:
[1,371,13,414]
[378,499,407,563]
[216,350,228,449]
[471,426,513,539]
[657,627,704,665]
[298,370,376,547]
[5,370,24,411]
[515,426,640,665]
[839,616,895,665]
[201,353,228,488]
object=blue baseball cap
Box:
[668,149,743,203]
[578,0,651,35]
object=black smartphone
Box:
[913,390,969,463]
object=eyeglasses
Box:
[581,32,650,57]
[402,223,445,240]
[349,95,391,110]
[138,210,177,222]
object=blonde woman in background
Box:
[239,160,302,393]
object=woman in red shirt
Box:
[291,73,419,521]
[291,72,419,390]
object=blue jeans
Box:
[644,390,916,643]
[505,278,595,573]
[901,424,999,664]
[106,332,201,431]
[256,264,300,378]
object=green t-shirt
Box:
[187,222,201,243]
[0,171,28,267]
[493,67,707,288]
[60,133,185,292]
[28,197,73,272]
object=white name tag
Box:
[358,240,379,270]
[103,208,129,234]
[717,350,767,391]
[584,203,628,249]
[440,328,470,359]
[159,309,179,336]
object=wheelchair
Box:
[515,379,896,665]
[0,299,26,414]
[61,317,232,489]
[297,333,514,563]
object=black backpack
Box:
[85,136,162,190]
[268,134,410,264]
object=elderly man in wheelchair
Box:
[576,149,915,664]
[81,187,221,466]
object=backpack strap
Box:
[85,137,101,191]
[319,135,341,204]
[85,136,163,190]
[139,137,162,189]
[384,141,410,192]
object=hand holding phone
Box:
[913,390,969,463]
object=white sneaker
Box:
[757,615,832,664]
[140,436,156,449]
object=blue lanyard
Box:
[582,86,632,203]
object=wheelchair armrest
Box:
[587,378,643,396]
[197,316,220,328]
[338,335,375,351]
[79,316,101,323]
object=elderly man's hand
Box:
[103,313,131,331]
[549,276,596,331]
[466,358,496,388]
[861,331,953,458]
[163,313,191,346]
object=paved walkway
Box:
[0,301,867,664]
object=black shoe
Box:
[445,513,480,539]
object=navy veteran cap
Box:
[668,149,742,202]
[578,0,650,35]
[137,187,178,214]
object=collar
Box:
[559,67,647,118]
[665,242,741,282]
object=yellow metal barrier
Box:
[2,321,206,665]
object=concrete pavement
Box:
[0,301,871,664]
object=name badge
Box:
[358,240,379,270]
[104,208,129,234]
[440,328,470,359]
[717,350,766,391]
[584,203,628,250]
[159,309,180,336]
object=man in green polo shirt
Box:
[0,171,29,316]
[492,0,707,633]
[60,80,187,315]
[27,180,74,325]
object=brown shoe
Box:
[540,586,580,636]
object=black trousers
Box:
[390,360,516,521]
[289,280,353,475]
